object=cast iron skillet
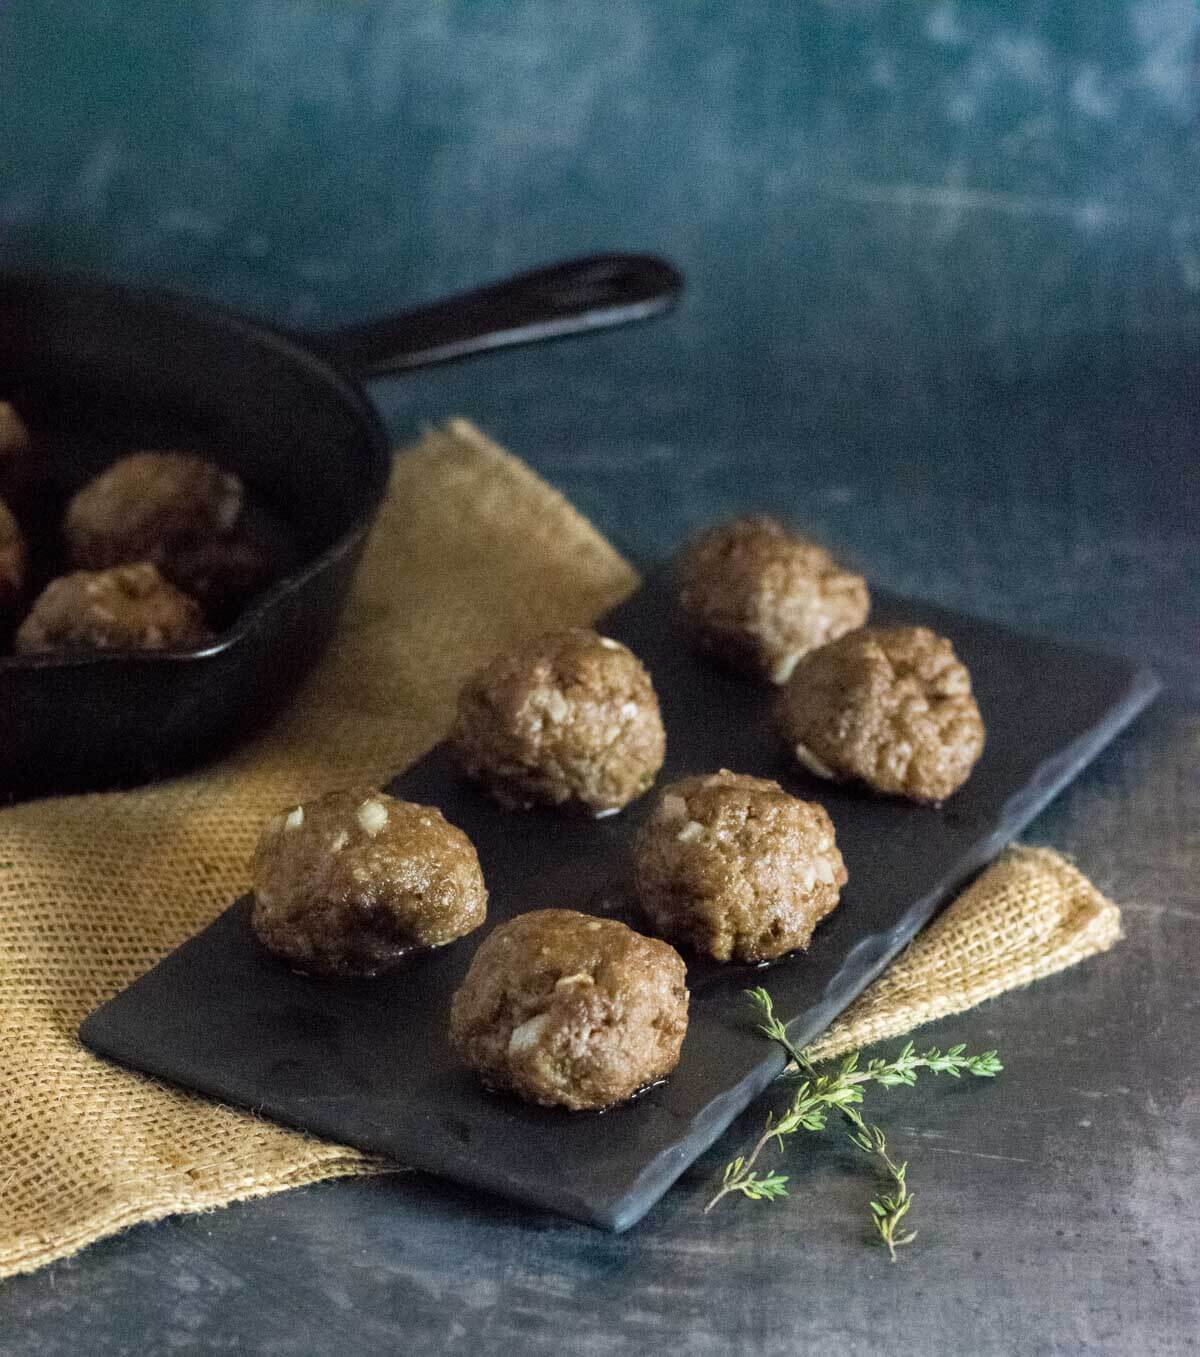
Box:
[0,254,682,798]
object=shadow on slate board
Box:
[80,571,1159,1230]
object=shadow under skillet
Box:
[80,569,1158,1231]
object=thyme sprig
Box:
[706,988,1002,1258]
[844,1110,916,1260]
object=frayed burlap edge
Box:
[803,845,1122,1061]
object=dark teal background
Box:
[2,1,1196,377]
[4,2,1197,686]
[2,5,1198,1354]
[3,1,1198,339]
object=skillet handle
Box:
[301,253,682,379]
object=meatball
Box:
[64,451,244,572]
[449,628,666,815]
[0,402,34,501]
[449,909,689,1110]
[634,770,846,963]
[14,562,212,655]
[776,625,985,802]
[251,787,487,978]
[676,514,870,684]
[164,529,272,624]
[0,497,27,619]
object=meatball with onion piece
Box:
[449,628,665,815]
[65,451,244,571]
[251,787,487,978]
[450,909,689,1111]
[776,625,985,803]
[15,562,211,655]
[634,770,846,963]
[676,514,870,684]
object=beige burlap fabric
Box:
[0,420,1121,1280]
[804,845,1120,1061]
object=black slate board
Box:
[80,575,1159,1231]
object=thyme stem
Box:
[706,987,1002,1256]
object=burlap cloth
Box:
[0,420,1121,1280]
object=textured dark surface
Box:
[79,580,1157,1231]
[2,0,1199,1353]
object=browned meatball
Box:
[0,402,34,502]
[65,451,243,572]
[449,629,666,815]
[776,625,985,802]
[14,562,212,655]
[0,497,27,619]
[676,515,870,684]
[634,770,846,963]
[450,909,689,1110]
[164,529,272,622]
[251,787,488,978]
